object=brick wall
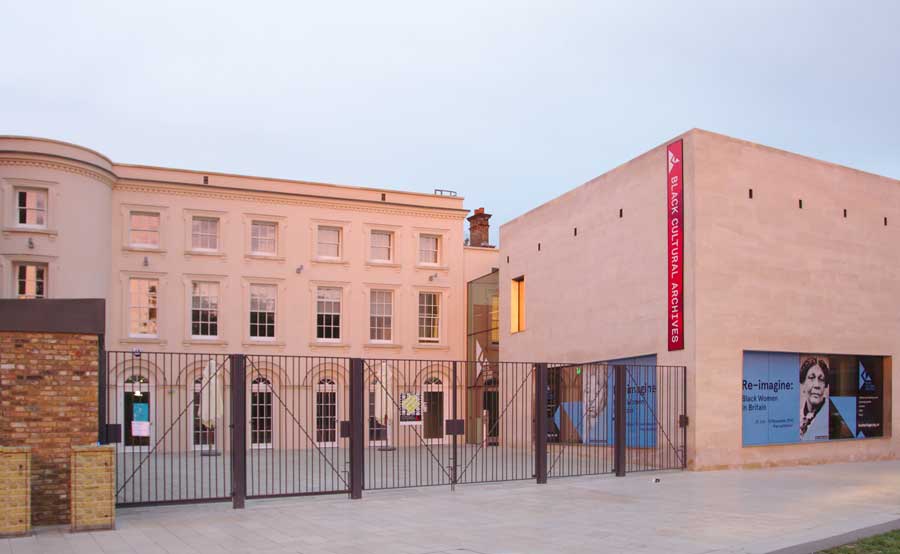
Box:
[0,332,99,526]
[0,446,31,537]
[70,445,114,532]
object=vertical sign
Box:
[667,140,684,351]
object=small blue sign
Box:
[133,402,149,422]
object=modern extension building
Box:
[500,129,899,470]
[0,136,499,460]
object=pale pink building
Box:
[0,136,499,456]
[500,129,899,470]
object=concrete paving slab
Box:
[5,461,900,553]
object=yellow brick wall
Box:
[70,445,114,532]
[0,446,31,537]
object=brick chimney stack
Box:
[467,207,493,248]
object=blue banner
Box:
[742,352,883,446]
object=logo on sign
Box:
[668,151,680,172]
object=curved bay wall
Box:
[0,137,114,302]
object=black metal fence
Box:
[102,351,686,507]
[546,363,687,479]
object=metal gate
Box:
[546,363,687,479]
[243,355,350,498]
[363,359,538,490]
[105,351,233,506]
[103,351,686,507]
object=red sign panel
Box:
[667,140,684,351]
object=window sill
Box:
[312,257,349,266]
[120,337,166,345]
[242,340,285,348]
[185,250,226,259]
[415,264,449,271]
[365,261,401,269]
[245,253,285,262]
[308,341,350,349]
[2,226,58,237]
[413,343,449,351]
[364,342,402,350]
[183,338,228,347]
[123,246,166,254]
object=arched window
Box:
[250,377,272,447]
[316,378,337,444]
[193,378,216,447]
[124,374,150,447]
[424,376,443,386]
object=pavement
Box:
[3,460,900,554]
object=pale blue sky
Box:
[2,1,898,243]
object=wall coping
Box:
[0,299,105,334]
[71,445,114,453]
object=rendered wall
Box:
[498,132,697,465]
[107,170,469,362]
[0,137,113,303]
[691,130,899,469]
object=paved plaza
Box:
[4,461,900,554]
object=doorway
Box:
[483,390,499,445]
[423,391,444,440]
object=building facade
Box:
[0,136,499,455]
[500,129,899,470]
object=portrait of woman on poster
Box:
[799,356,830,441]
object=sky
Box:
[2,1,898,244]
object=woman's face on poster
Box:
[803,364,827,408]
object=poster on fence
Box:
[399,392,422,425]
[605,355,658,448]
[551,355,658,447]
[742,351,884,446]
[131,402,150,437]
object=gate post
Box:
[451,361,458,490]
[231,354,247,509]
[534,363,548,484]
[97,334,107,444]
[615,364,627,477]
[349,358,364,499]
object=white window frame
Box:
[128,211,162,249]
[315,377,339,446]
[369,289,393,343]
[418,234,440,265]
[369,230,393,262]
[128,277,160,338]
[316,286,342,343]
[250,220,278,256]
[417,291,441,344]
[316,225,342,260]
[14,187,48,229]
[191,216,220,252]
[13,262,47,299]
[250,376,274,449]
[190,281,220,339]
[249,283,277,341]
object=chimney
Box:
[467,207,493,248]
